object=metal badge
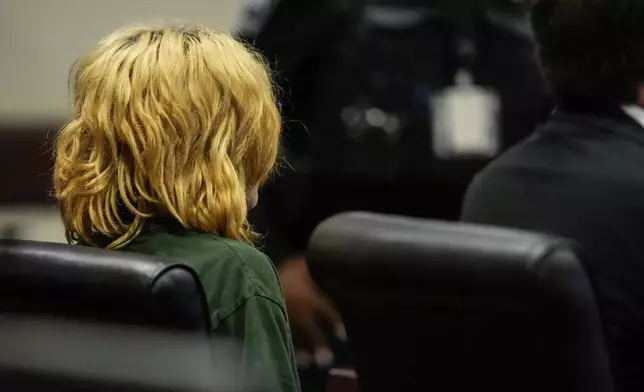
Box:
[431,69,500,159]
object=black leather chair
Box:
[308,212,613,392]
[0,239,210,333]
[0,315,251,392]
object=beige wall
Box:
[0,0,245,242]
[0,0,244,123]
[0,207,66,243]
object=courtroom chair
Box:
[0,239,210,333]
[308,212,613,392]
[0,315,253,392]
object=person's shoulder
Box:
[468,134,537,186]
[462,129,550,216]
[127,231,283,300]
[215,237,279,280]
[200,235,283,300]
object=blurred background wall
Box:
[0,0,243,121]
[0,0,244,242]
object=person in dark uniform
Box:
[461,1,644,391]
[239,1,550,388]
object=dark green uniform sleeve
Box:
[216,295,301,392]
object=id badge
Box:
[431,70,500,158]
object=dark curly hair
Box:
[531,0,644,106]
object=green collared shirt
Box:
[123,220,300,392]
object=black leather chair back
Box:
[0,315,251,392]
[0,239,211,333]
[308,212,613,392]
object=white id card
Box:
[431,70,500,158]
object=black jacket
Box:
[240,0,550,176]
[244,0,550,262]
[461,108,644,392]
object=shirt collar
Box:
[621,104,644,129]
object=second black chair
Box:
[308,212,613,392]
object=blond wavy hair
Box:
[54,24,281,249]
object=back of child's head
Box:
[54,23,281,249]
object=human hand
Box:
[279,255,346,369]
